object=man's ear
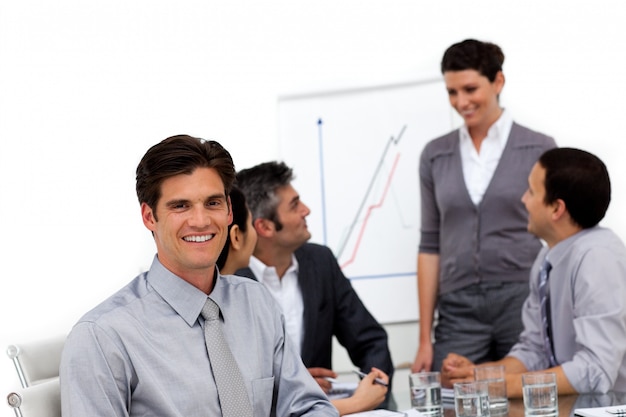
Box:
[253,217,274,238]
[141,203,157,232]
[551,198,568,220]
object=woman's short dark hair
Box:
[441,39,505,82]
[216,186,249,270]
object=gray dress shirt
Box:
[508,227,626,393]
[60,256,338,417]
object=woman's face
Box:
[443,69,504,133]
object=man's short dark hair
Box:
[136,135,235,219]
[236,161,293,231]
[539,147,611,229]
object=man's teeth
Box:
[183,235,213,242]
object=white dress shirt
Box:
[249,255,305,355]
[459,109,513,205]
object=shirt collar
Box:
[459,108,513,149]
[248,254,299,283]
[146,255,228,327]
[543,226,600,267]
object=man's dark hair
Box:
[236,161,294,231]
[539,147,611,229]
[136,135,235,220]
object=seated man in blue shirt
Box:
[441,147,626,397]
[60,135,338,417]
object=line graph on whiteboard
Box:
[276,78,458,322]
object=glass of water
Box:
[454,381,491,417]
[474,365,508,413]
[409,371,442,415]
[522,372,558,416]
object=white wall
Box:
[2,0,625,408]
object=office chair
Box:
[6,335,66,388]
[6,377,61,417]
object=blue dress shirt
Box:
[508,227,626,393]
[60,256,338,417]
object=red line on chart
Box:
[340,152,401,270]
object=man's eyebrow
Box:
[165,198,190,207]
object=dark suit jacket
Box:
[237,243,394,382]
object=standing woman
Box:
[412,39,557,373]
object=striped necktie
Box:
[538,258,557,367]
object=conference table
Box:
[390,368,626,416]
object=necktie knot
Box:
[539,258,552,287]
[541,258,552,274]
[201,298,220,322]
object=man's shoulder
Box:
[220,272,265,288]
[295,242,335,259]
[77,275,150,325]
[573,226,626,253]
[233,267,257,280]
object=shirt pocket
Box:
[251,376,274,417]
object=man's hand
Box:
[441,353,475,388]
[308,367,338,393]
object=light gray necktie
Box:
[201,298,253,417]
[538,258,557,367]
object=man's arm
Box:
[273,312,339,417]
[504,365,576,398]
[60,324,129,416]
[412,252,439,372]
[556,244,626,393]
[322,246,393,380]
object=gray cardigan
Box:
[418,122,556,295]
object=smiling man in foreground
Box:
[60,135,338,416]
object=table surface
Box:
[389,368,626,416]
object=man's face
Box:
[141,167,232,279]
[272,184,311,250]
[522,162,553,241]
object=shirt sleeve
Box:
[60,322,131,417]
[506,274,550,371]
[419,141,441,254]
[271,301,340,417]
[560,246,626,393]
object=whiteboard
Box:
[277,78,460,323]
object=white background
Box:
[2,0,626,406]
